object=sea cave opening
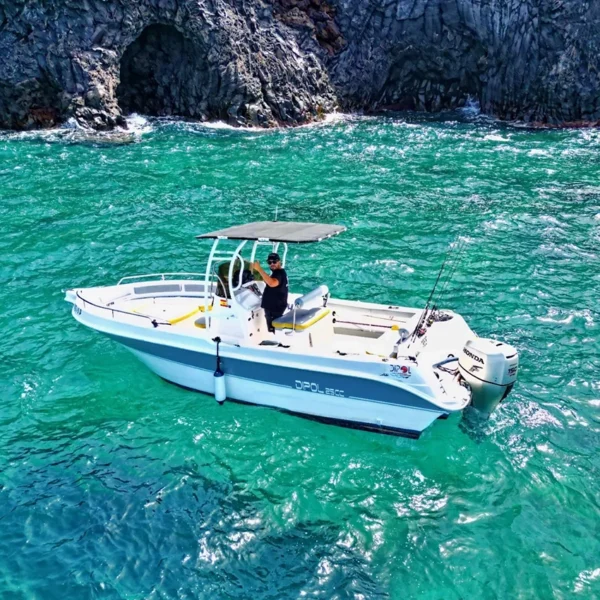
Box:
[117,24,200,117]
[377,41,486,115]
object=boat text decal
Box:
[295,380,345,397]
[463,348,484,364]
[390,364,411,378]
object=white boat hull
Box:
[128,345,444,438]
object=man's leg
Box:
[265,309,284,333]
[265,310,275,333]
[271,309,285,331]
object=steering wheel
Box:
[241,280,262,298]
[240,269,254,285]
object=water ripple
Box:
[1,116,599,598]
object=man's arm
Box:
[253,262,280,287]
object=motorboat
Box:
[65,221,519,438]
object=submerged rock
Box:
[0,0,599,130]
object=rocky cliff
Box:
[1,0,599,130]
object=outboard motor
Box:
[458,339,519,415]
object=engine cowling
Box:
[458,339,519,415]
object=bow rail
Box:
[117,273,207,285]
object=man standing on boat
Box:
[253,252,289,332]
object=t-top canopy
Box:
[197,221,346,243]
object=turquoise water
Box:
[1,114,599,599]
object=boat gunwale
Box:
[69,302,469,413]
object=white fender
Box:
[214,370,226,403]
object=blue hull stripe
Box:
[107,334,440,412]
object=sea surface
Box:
[1,112,599,599]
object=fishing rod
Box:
[408,240,457,344]
[431,236,468,314]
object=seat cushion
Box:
[272,308,330,331]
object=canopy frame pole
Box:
[204,238,220,329]
[228,240,248,302]
[249,240,259,264]
[282,243,289,268]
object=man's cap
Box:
[267,252,281,262]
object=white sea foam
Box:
[61,117,83,130]
[458,96,481,117]
[574,186,600,196]
[483,217,510,230]
[537,314,574,325]
[123,113,153,135]
[483,134,510,142]
[371,259,414,273]
[539,215,561,225]
[0,109,497,144]
[374,259,397,267]
[496,144,521,153]
[321,111,352,125]
[146,111,356,134]
[574,568,600,594]
[194,119,262,132]
[537,308,595,326]
[528,148,551,157]
[0,127,62,141]
[457,512,493,525]
[449,235,475,248]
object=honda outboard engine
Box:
[458,339,519,415]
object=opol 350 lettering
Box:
[295,380,345,397]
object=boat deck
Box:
[110,293,419,358]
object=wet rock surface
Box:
[0,0,599,130]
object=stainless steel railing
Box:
[75,291,172,327]
[117,272,207,285]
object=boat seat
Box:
[133,304,209,326]
[272,307,331,331]
[168,307,202,325]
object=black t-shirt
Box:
[261,269,289,312]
